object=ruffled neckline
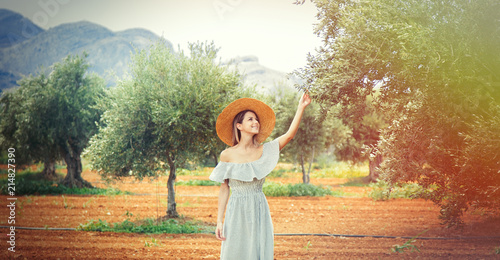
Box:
[217,146,265,165]
[209,138,280,183]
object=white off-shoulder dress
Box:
[209,138,280,260]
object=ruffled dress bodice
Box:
[209,138,280,183]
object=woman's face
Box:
[237,111,260,135]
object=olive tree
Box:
[85,40,244,218]
[0,54,105,185]
[0,73,59,179]
[298,0,500,226]
[271,86,326,184]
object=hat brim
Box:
[216,98,275,146]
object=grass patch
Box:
[369,180,425,201]
[176,168,212,177]
[263,182,332,197]
[330,188,364,198]
[175,179,219,186]
[267,162,368,179]
[77,216,211,234]
[0,170,130,195]
[268,168,299,178]
[341,177,370,187]
[310,162,368,179]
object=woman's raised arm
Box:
[278,92,311,150]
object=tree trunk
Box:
[166,152,179,218]
[306,147,315,184]
[367,153,383,183]
[39,157,57,180]
[61,149,93,188]
[300,154,310,184]
[211,151,218,166]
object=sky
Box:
[0,0,323,73]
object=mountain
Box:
[225,56,300,94]
[0,9,43,48]
[0,9,165,90]
[0,9,299,92]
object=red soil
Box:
[1,169,499,259]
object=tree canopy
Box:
[0,53,106,186]
[85,40,248,217]
[299,0,500,226]
[271,86,325,183]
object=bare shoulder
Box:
[219,148,233,162]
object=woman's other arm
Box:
[278,92,311,150]
[215,179,229,241]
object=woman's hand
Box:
[299,92,311,109]
[216,222,226,241]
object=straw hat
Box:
[216,98,275,146]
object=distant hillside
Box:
[0,9,299,92]
[0,9,43,48]
[0,9,165,90]
[225,56,300,94]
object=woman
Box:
[209,92,311,259]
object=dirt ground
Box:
[1,169,500,259]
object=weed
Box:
[61,195,74,209]
[494,246,500,254]
[304,241,312,251]
[83,198,94,209]
[144,237,161,247]
[123,211,134,218]
[77,219,111,232]
[391,230,427,254]
[62,195,68,208]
